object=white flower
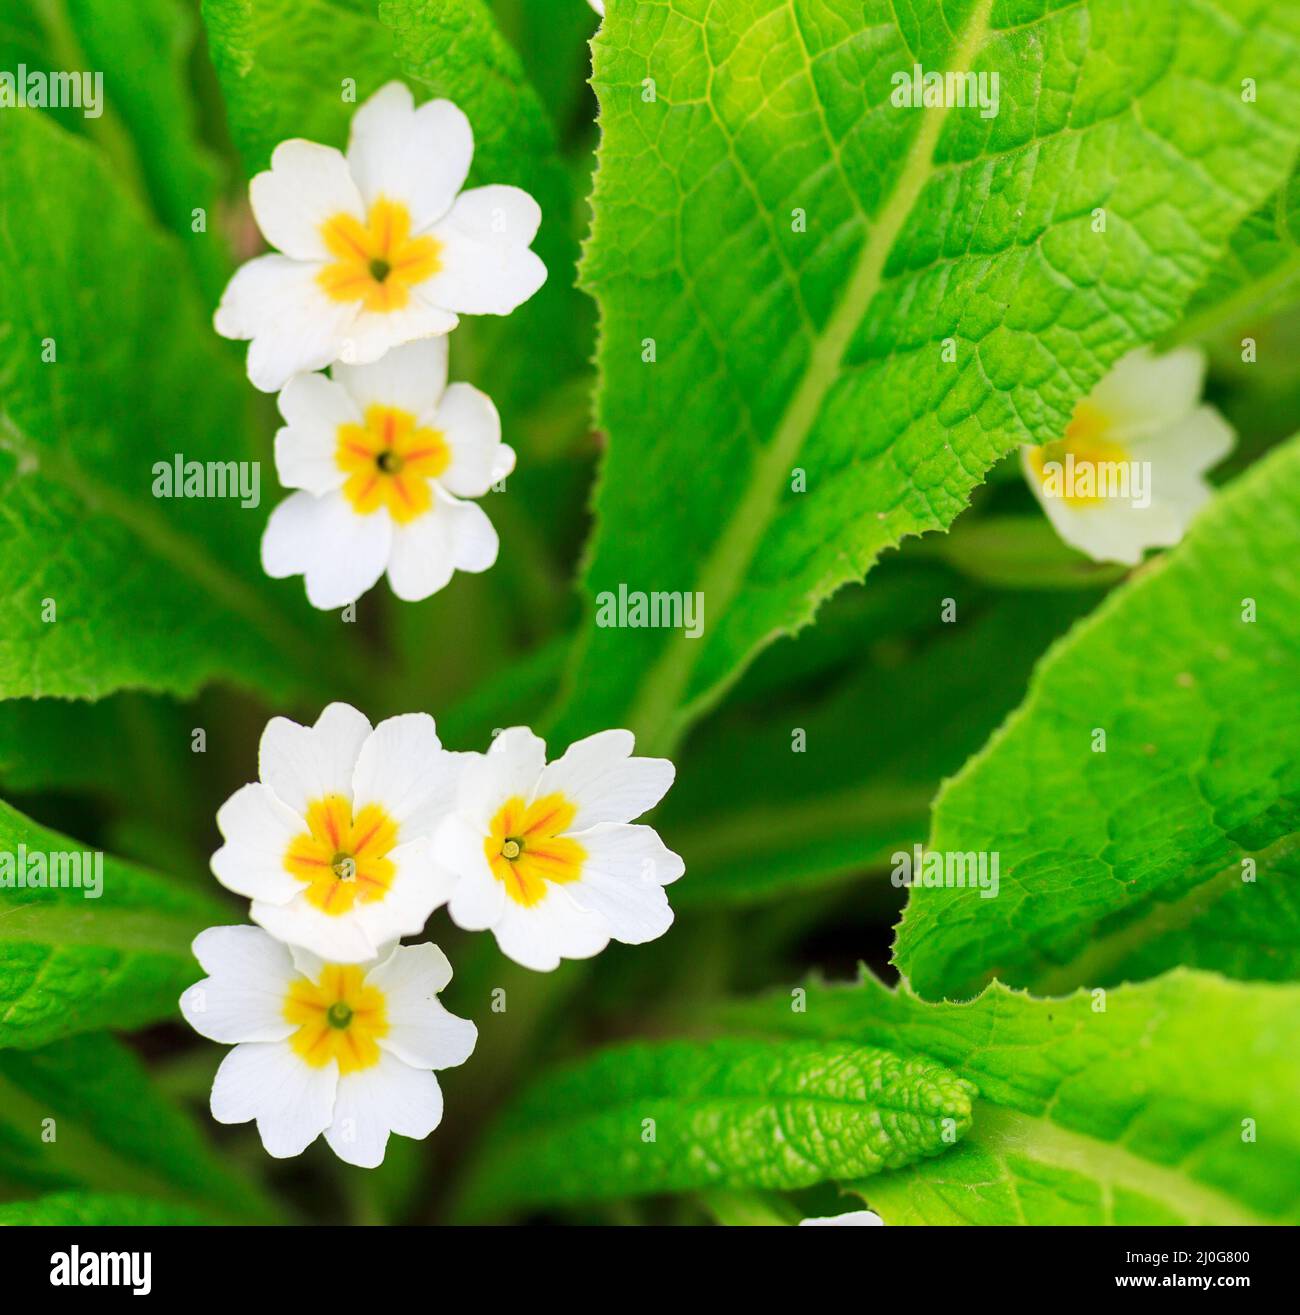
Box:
[589,0,605,15]
[799,1210,885,1226]
[214,81,546,392]
[180,926,476,1168]
[1021,346,1234,566]
[432,727,683,971]
[212,702,462,962]
[261,338,514,609]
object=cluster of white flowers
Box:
[183,705,682,1166]
[194,76,678,1168]
[215,82,544,608]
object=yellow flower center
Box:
[284,964,388,1074]
[485,793,586,907]
[317,196,442,313]
[1026,400,1131,506]
[336,404,450,523]
[284,794,398,916]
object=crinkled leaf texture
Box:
[0,112,311,702]
[895,432,1300,999]
[458,1037,975,1218]
[0,1033,279,1222]
[553,0,1300,754]
[714,968,1300,1224]
[0,798,224,1050]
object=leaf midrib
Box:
[959,1104,1266,1225]
[621,0,998,755]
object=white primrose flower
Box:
[212,702,462,962]
[433,727,683,971]
[214,80,546,392]
[799,1210,885,1226]
[181,926,476,1168]
[261,337,515,609]
[1021,346,1235,566]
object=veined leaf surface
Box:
[895,434,1300,998]
[552,0,1300,753]
[714,968,1300,1224]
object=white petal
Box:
[436,814,506,930]
[351,713,459,837]
[566,825,680,945]
[214,254,357,393]
[333,336,449,417]
[536,729,675,829]
[251,893,381,963]
[337,298,458,369]
[249,140,365,262]
[261,490,393,610]
[325,1053,444,1169]
[258,702,373,815]
[346,83,473,230]
[432,382,501,497]
[352,837,446,947]
[491,443,517,484]
[465,726,547,815]
[180,925,297,1044]
[367,942,478,1070]
[425,185,547,315]
[210,1042,337,1159]
[799,1210,884,1226]
[274,373,358,495]
[385,502,458,601]
[443,495,500,574]
[1135,405,1235,477]
[1089,346,1206,441]
[492,887,609,972]
[210,782,305,904]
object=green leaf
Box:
[0,1191,212,1226]
[1175,162,1300,348]
[0,797,225,1049]
[664,590,1095,908]
[894,434,1300,999]
[201,0,590,427]
[13,0,229,298]
[552,0,1300,755]
[0,1032,279,1222]
[0,111,325,703]
[714,968,1300,1224]
[456,1037,975,1218]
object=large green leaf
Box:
[895,434,1300,999]
[0,111,324,703]
[201,0,589,428]
[0,1032,279,1222]
[551,0,1300,755]
[715,968,1300,1224]
[0,798,225,1050]
[457,1037,975,1218]
[0,0,225,295]
[0,1192,212,1226]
